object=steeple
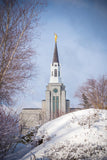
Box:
[52,42,59,65]
[50,34,62,83]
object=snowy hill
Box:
[21,109,107,160]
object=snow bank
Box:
[21,109,107,160]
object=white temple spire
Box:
[50,34,62,83]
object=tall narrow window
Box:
[53,96,55,113]
[54,69,57,77]
[56,96,59,111]
[58,71,60,77]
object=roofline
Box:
[22,108,42,110]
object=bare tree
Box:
[0,106,19,158]
[75,75,107,109]
[0,0,46,105]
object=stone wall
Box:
[20,108,42,135]
[66,100,70,112]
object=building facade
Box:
[20,108,42,135]
[20,34,70,134]
[42,34,70,121]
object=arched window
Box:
[54,69,57,77]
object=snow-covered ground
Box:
[21,109,107,160]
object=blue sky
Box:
[18,0,107,109]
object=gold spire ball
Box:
[54,33,57,43]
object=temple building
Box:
[20,34,70,134]
[42,34,70,121]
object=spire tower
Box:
[50,34,61,83]
[42,33,70,121]
[52,42,59,65]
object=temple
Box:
[20,34,70,134]
[42,34,70,120]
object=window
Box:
[54,69,57,77]
[53,96,59,114]
[56,96,59,111]
[53,96,55,113]
[58,71,60,77]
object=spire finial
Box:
[54,33,57,43]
